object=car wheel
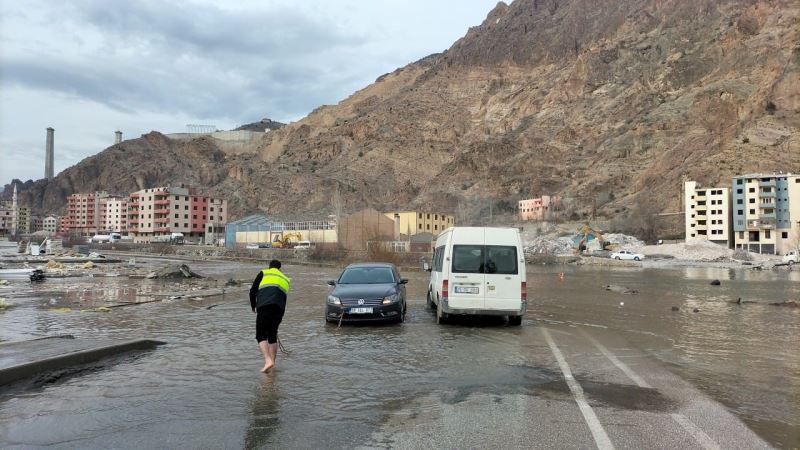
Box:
[615,256,620,260]
[508,315,522,326]
[789,260,795,265]
[634,256,640,261]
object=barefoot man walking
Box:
[249,259,291,373]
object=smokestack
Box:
[45,127,54,180]
[115,130,122,144]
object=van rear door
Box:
[483,229,522,311]
[449,237,485,310]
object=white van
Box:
[426,227,527,325]
[294,240,312,250]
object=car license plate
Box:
[349,307,373,314]
[454,286,479,294]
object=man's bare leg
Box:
[259,341,274,373]
[268,343,278,369]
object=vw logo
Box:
[357,299,365,305]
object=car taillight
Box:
[442,279,448,299]
[521,281,527,301]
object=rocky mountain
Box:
[234,118,285,132]
[5,0,799,222]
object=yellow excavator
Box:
[271,231,303,249]
[574,224,605,255]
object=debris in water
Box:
[146,264,203,279]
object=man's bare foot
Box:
[260,361,275,373]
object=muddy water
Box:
[0,261,798,448]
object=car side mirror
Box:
[423,262,431,272]
[327,280,336,286]
[399,278,409,284]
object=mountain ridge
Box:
[5,0,799,223]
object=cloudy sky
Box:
[0,0,498,184]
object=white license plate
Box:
[454,286,479,294]
[349,307,373,314]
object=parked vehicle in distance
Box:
[246,243,260,250]
[784,250,798,264]
[91,232,121,243]
[325,263,408,324]
[610,250,645,261]
[426,227,527,326]
[294,240,312,250]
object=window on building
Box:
[782,232,788,239]
[418,224,422,230]
[748,187,755,193]
[737,199,743,204]
[210,207,214,212]
[426,224,430,230]
[737,210,743,215]
[193,206,197,210]
[203,207,206,211]
[185,223,188,228]
[203,215,206,220]
[193,215,197,219]
[749,209,755,214]
[185,196,189,201]
[434,224,438,231]
[184,214,188,219]
[174,196,179,200]
[427,214,430,219]
[174,223,179,227]
[174,214,179,218]
[418,213,422,219]
[765,230,771,239]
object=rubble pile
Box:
[640,241,734,261]
[523,236,575,256]
[603,233,644,249]
[146,264,204,279]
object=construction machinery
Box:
[271,232,303,249]
[574,224,606,255]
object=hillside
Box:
[5,0,799,222]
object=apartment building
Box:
[128,186,227,242]
[65,191,109,235]
[103,197,128,233]
[732,174,800,255]
[383,211,455,237]
[16,207,31,234]
[518,196,561,221]
[0,205,12,235]
[43,216,59,233]
[684,181,732,246]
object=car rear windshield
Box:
[452,245,518,274]
[338,267,396,284]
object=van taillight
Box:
[442,279,448,299]
[521,281,527,301]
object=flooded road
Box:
[0,260,798,448]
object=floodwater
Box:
[0,259,798,448]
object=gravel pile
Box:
[639,241,733,260]
[523,236,575,256]
[604,233,644,248]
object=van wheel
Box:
[789,260,795,265]
[427,290,435,310]
[436,305,448,325]
[508,316,522,326]
[634,256,640,261]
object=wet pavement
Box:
[0,259,798,448]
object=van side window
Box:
[433,246,445,271]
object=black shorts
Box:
[256,304,285,344]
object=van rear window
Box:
[452,245,517,274]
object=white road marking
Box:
[542,328,615,450]
[578,328,721,450]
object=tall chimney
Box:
[115,130,122,144]
[45,127,54,180]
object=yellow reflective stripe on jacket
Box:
[259,268,291,294]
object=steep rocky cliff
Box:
[5,0,799,221]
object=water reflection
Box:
[245,377,281,450]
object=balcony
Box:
[694,204,707,210]
[759,190,776,198]
[759,180,775,187]
[747,219,775,230]
[155,226,170,232]
[154,199,170,205]
[154,217,169,223]
[758,202,775,210]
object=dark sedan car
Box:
[325,263,408,324]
